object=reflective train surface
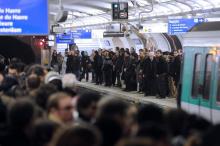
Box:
[181,30,220,123]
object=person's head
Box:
[96,98,129,127]
[137,124,170,146]
[35,84,58,110]
[47,92,74,124]
[149,52,154,60]
[0,76,18,96]
[51,125,101,146]
[165,109,189,137]
[125,51,130,57]
[77,92,101,122]
[27,74,41,91]
[62,73,78,89]
[32,120,60,146]
[130,47,135,53]
[137,104,164,126]
[27,64,47,82]
[9,99,37,131]
[8,63,19,77]
[45,71,62,91]
[156,50,162,58]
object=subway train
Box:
[180,29,220,123]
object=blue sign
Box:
[0,0,49,35]
[71,29,91,39]
[56,33,74,44]
[168,18,207,35]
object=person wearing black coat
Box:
[94,51,103,85]
[122,52,137,91]
[155,50,168,99]
[66,51,81,79]
[115,51,124,87]
[170,50,181,87]
[143,52,157,96]
[80,51,90,82]
[102,51,113,87]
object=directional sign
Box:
[71,29,91,39]
[0,0,48,35]
[168,18,207,35]
[56,33,74,44]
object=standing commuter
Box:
[115,50,124,87]
[51,50,59,72]
[80,51,90,82]
[94,51,103,85]
[143,52,157,96]
[57,52,64,74]
[155,50,168,99]
[102,51,113,87]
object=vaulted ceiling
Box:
[49,0,220,28]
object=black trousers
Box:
[116,71,122,86]
[144,77,156,96]
[80,67,89,81]
[104,70,112,86]
[95,69,103,84]
[112,70,116,85]
[156,75,168,98]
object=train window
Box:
[203,54,213,100]
[217,57,220,102]
[192,54,202,98]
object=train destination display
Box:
[0,0,49,35]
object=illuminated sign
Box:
[0,0,49,35]
[168,18,207,35]
[112,2,128,20]
[140,23,168,33]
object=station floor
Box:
[76,80,177,109]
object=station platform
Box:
[76,81,177,109]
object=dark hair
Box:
[47,92,70,112]
[97,98,129,121]
[137,123,169,143]
[137,104,164,125]
[165,109,189,137]
[9,99,35,130]
[49,79,63,91]
[27,64,45,77]
[52,125,101,146]
[77,92,101,113]
[35,84,58,110]
[201,124,220,146]
[27,74,41,90]
[32,120,60,146]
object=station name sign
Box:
[0,0,49,35]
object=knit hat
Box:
[44,71,61,84]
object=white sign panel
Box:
[140,23,168,33]
[92,29,105,39]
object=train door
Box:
[189,48,205,115]
[199,49,214,121]
[181,47,204,115]
[211,53,220,123]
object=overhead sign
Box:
[0,0,48,35]
[56,33,74,44]
[92,29,105,39]
[140,23,168,33]
[168,18,207,35]
[71,29,91,39]
[112,2,128,20]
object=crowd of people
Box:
[0,56,219,146]
[51,47,182,98]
